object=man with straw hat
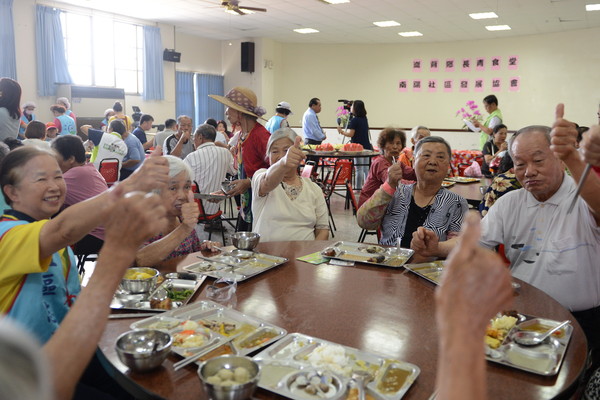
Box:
[209,87,270,231]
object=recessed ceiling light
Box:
[469,12,498,19]
[398,31,423,37]
[485,25,511,31]
[586,3,600,11]
[294,28,319,34]
[322,0,350,4]
[373,20,401,27]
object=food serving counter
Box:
[99,240,587,400]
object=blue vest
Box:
[57,114,76,135]
[19,114,35,136]
[0,216,80,344]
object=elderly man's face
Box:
[178,118,192,135]
[511,131,564,202]
[414,142,450,182]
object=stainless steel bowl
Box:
[115,329,172,372]
[198,355,260,400]
[230,232,260,251]
[120,267,159,294]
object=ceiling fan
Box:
[221,0,267,15]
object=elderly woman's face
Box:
[412,129,431,145]
[414,142,450,182]
[5,154,66,220]
[164,171,192,216]
[493,127,508,144]
[383,136,403,158]
[269,138,294,165]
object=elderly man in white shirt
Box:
[184,124,236,215]
[411,104,600,358]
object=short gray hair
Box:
[194,124,216,142]
[507,125,551,159]
[163,155,193,180]
[411,125,430,140]
[267,127,299,156]
[414,136,452,159]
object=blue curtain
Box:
[35,5,72,96]
[0,0,17,79]
[195,74,224,126]
[175,71,194,123]
[143,26,164,100]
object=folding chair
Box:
[98,158,120,187]
[322,166,344,236]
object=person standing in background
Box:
[56,97,76,124]
[265,101,292,134]
[132,113,154,151]
[100,108,115,131]
[302,98,326,145]
[0,78,21,142]
[108,101,134,132]
[50,105,76,136]
[337,100,373,188]
[472,94,503,150]
[18,102,36,139]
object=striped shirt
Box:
[184,142,236,214]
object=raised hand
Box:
[181,191,200,230]
[550,103,579,162]
[386,163,404,188]
[282,136,306,170]
[581,125,600,167]
[436,214,513,334]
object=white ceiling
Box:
[56,0,600,43]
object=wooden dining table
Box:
[99,241,588,400]
[447,178,491,207]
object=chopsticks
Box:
[173,333,243,371]
[109,313,160,319]
[567,163,592,214]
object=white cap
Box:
[276,101,293,115]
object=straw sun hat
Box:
[209,87,267,119]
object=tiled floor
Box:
[81,188,369,283]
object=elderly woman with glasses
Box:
[251,128,329,242]
[357,136,468,248]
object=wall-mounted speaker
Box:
[163,49,181,63]
[241,42,255,73]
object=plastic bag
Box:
[464,160,483,178]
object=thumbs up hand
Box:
[282,136,306,170]
[550,103,579,162]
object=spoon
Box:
[351,370,373,400]
[511,320,570,346]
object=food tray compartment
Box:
[404,261,445,285]
[130,300,287,358]
[444,177,480,183]
[485,315,573,376]
[253,333,420,400]
[183,252,288,282]
[110,275,205,311]
[321,242,414,268]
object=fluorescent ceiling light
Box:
[586,4,600,11]
[322,0,350,3]
[485,25,511,31]
[294,28,319,34]
[469,12,498,19]
[398,31,423,37]
[224,9,254,15]
[373,20,401,27]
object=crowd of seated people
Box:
[2,75,600,400]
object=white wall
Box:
[275,28,600,134]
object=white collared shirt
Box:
[481,173,600,311]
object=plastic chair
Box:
[98,158,120,187]
[192,182,226,244]
[326,159,354,208]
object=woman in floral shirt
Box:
[479,152,522,216]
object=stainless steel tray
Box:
[253,333,420,400]
[131,300,287,359]
[183,252,288,282]
[485,316,573,376]
[110,276,206,312]
[321,241,414,268]
[404,261,445,284]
